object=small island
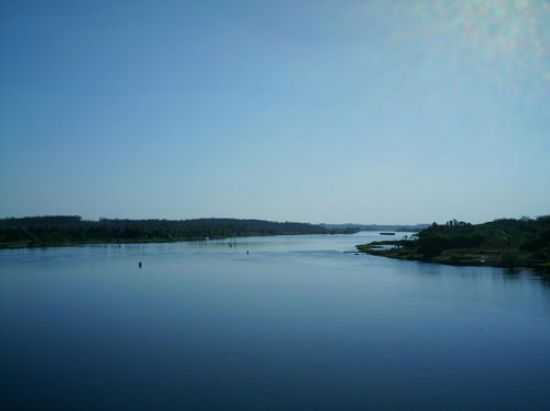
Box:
[357,216,550,272]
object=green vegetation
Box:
[0,216,359,249]
[321,223,429,232]
[357,216,550,272]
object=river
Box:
[1,232,549,410]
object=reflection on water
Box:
[1,232,550,410]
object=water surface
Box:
[2,232,550,410]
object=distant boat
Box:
[379,232,396,236]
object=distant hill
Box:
[0,216,359,249]
[321,223,429,232]
[357,216,550,271]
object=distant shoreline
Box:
[0,238,197,250]
[0,216,433,251]
[0,231,352,251]
[0,216,363,251]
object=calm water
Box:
[2,232,550,410]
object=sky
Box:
[1,0,549,224]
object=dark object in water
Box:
[379,232,396,236]
[138,261,142,268]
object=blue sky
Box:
[1,0,549,224]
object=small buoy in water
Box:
[138,261,142,268]
[246,250,249,255]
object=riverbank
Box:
[356,242,550,273]
[356,217,550,273]
[0,237,202,250]
[357,241,532,268]
[0,216,360,250]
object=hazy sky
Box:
[1,0,549,224]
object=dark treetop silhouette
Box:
[0,216,358,249]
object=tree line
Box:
[411,216,550,266]
[0,216,358,248]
